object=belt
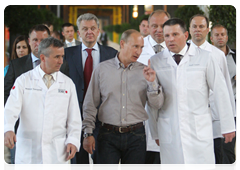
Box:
[101,122,143,133]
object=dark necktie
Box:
[33,59,40,68]
[84,49,93,96]
[173,54,182,65]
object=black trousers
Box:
[145,151,161,164]
[213,138,223,164]
[222,117,236,164]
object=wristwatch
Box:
[83,133,93,138]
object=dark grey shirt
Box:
[83,55,164,133]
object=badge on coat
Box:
[58,89,67,94]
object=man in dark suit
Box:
[210,24,236,164]
[60,13,118,164]
[62,23,81,48]
[5,24,50,104]
[99,29,108,46]
[4,24,50,164]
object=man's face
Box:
[28,30,49,57]
[139,20,149,37]
[164,24,188,54]
[41,46,64,74]
[210,27,228,48]
[189,16,209,44]
[62,26,75,42]
[149,13,169,43]
[78,20,100,47]
[120,33,144,64]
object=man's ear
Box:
[120,40,125,49]
[39,54,45,63]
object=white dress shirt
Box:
[31,53,40,68]
[81,42,100,70]
[65,39,76,47]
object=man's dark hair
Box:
[140,16,149,25]
[43,21,53,27]
[29,24,50,37]
[163,18,187,33]
[189,14,209,28]
[62,23,74,31]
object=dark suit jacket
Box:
[4,54,33,104]
[232,49,238,67]
[60,43,118,115]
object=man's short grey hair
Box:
[38,37,64,57]
[76,13,99,30]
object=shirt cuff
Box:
[84,128,93,134]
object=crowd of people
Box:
[4,9,236,164]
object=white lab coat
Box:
[4,66,82,164]
[149,44,235,164]
[190,40,235,139]
[137,35,166,152]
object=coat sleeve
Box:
[82,66,101,134]
[4,75,24,133]
[65,80,82,151]
[206,55,235,134]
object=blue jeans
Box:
[96,125,146,164]
[10,144,16,164]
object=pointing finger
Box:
[148,59,151,68]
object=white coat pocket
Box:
[54,138,68,163]
[158,117,172,143]
[194,114,213,140]
[15,137,32,164]
[187,71,204,90]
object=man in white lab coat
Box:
[4,37,82,164]
[137,9,170,164]
[188,14,235,164]
[148,18,235,164]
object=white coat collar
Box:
[38,65,57,81]
[163,43,196,67]
[149,35,166,49]
[189,40,211,51]
[32,65,64,90]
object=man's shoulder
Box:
[231,49,238,56]
[211,44,224,54]
[75,39,81,45]
[58,71,75,85]
[100,44,118,53]
[65,44,81,52]
[11,54,31,65]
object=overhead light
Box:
[132,5,138,19]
